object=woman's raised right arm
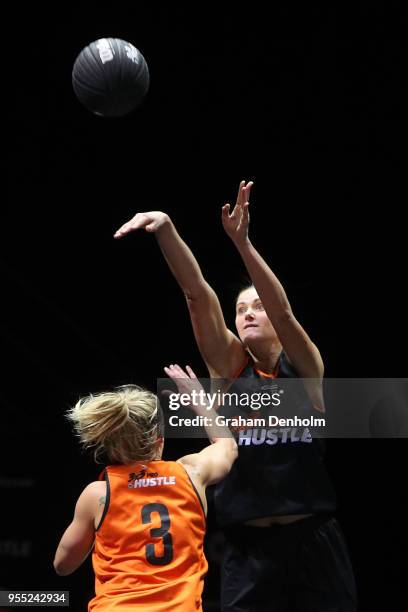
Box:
[114,212,244,377]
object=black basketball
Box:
[72,38,150,117]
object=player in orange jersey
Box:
[54,365,237,611]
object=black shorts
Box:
[221,514,357,612]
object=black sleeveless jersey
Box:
[213,352,337,526]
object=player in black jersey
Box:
[114,181,357,611]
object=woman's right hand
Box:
[114,211,170,238]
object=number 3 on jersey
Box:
[141,503,174,565]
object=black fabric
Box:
[214,353,337,526]
[221,515,357,612]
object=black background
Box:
[3,4,407,610]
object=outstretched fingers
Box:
[164,364,189,379]
[113,213,148,238]
[114,220,138,238]
[222,203,231,220]
[243,181,254,203]
[236,180,246,208]
[242,202,250,225]
[113,222,133,238]
[185,365,197,379]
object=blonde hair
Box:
[67,385,161,464]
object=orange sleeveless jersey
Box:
[89,460,208,612]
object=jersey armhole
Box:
[95,470,111,532]
[178,462,207,521]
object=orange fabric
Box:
[89,460,207,612]
[254,364,279,378]
[232,354,282,380]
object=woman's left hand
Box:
[221,180,253,245]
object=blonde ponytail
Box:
[67,385,161,464]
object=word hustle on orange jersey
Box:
[128,475,176,488]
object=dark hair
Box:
[235,281,255,304]
[224,274,253,303]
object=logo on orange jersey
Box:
[128,470,174,488]
[128,469,147,483]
